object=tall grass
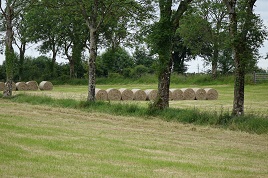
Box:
[9,94,268,134]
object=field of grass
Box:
[15,83,268,116]
[0,99,267,177]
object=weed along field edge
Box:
[0,98,268,177]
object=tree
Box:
[224,0,267,116]
[178,0,229,78]
[24,2,63,75]
[100,47,134,75]
[77,0,153,101]
[13,12,30,81]
[148,0,192,109]
[0,0,35,97]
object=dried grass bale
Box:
[26,81,39,91]
[39,81,53,90]
[145,89,158,101]
[106,88,121,100]
[0,82,5,91]
[205,88,218,100]
[132,89,147,101]
[181,88,196,100]
[119,88,134,100]
[16,82,28,91]
[170,89,184,100]
[95,88,108,100]
[193,88,206,100]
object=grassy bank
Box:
[0,99,267,177]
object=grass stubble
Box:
[0,99,267,178]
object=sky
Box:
[0,0,268,73]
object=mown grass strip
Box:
[5,94,268,134]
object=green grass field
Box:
[15,83,268,116]
[0,99,267,177]
[1,83,268,177]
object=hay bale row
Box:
[93,87,218,101]
[0,81,52,91]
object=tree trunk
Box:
[153,0,191,109]
[18,43,26,81]
[232,52,245,116]
[154,58,173,109]
[87,28,97,101]
[211,48,218,79]
[224,0,256,116]
[69,58,75,78]
[3,3,15,97]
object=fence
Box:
[253,71,268,83]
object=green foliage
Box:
[5,47,16,80]
[131,65,149,79]
[100,47,134,75]
[9,94,268,134]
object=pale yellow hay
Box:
[95,88,108,100]
[145,89,158,101]
[0,82,4,91]
[132,89,147,101]
[170,89,184,100]
[16,82,28,91]
[181,88,195,100]
[106,88,121,101]
[39,81,53,90]
[26,81,39,91]
[119,88,134,100]
[193,88,206,100]
[204,88,218,100]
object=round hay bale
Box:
[26,81,39,91]
[170,88,184,100]
[16,82,28,91]
[39,81,53,90]
[95,88,108,100]
[193,88,206,100]
[0,82,5,91]
[205,88,218,100]
[106,88,121,100]
[132,89,147,101]
[119,88,134,100]
[181,88,195,100]
[145,89,158,101]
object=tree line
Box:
[0,0,267,116]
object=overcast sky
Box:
[0,1,268,73]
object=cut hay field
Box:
[0,99,267,177]
[15,83,268,116]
